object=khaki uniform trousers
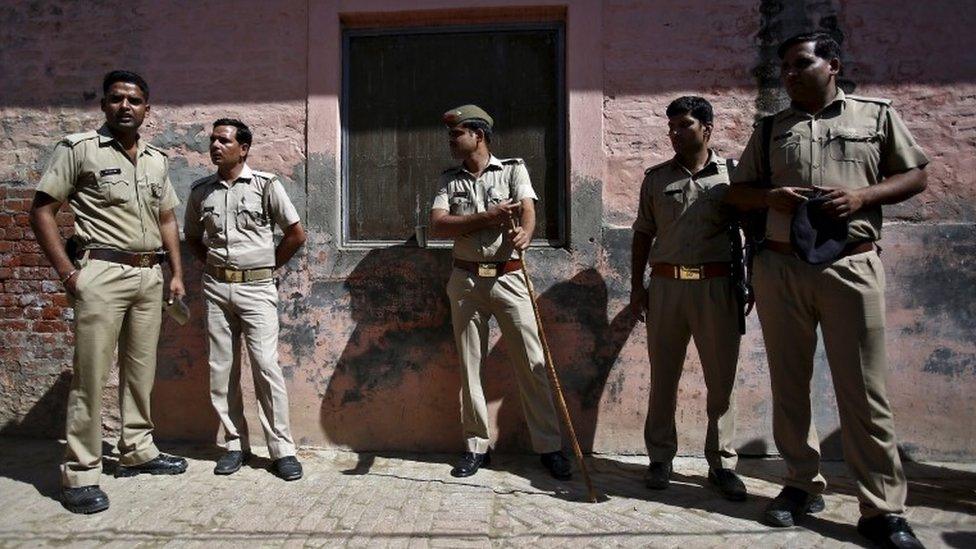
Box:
[446,267,562,454]
[203,274,295,459]
[63,258,163,487]
[754,249,906,518]
[645,276,740,469]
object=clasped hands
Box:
[487,199,531,250]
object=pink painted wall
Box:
[1,0,974,461]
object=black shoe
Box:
[115,453,188,478]
[764,486,826,527]
[708,467,747,501]
[540,451,573,481]
[857,514,925,549]
[61,485,110,514]
[450,451,490,477]
[645,461,672,490]
[273,456,303,481]
[214,451,250,475]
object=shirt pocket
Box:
[200,206,221,237]
[699,184,732,227]
[96,174,132,206]
[659,182,686,224]
[770,133,802,175]
[138,176,164,209]
[449,194,475,216]
[236,200,268,231]
[827,127,881,164]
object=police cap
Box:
[442,105,493,129]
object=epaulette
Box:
[847,95,892,106]
[500,158,524,165]
[190,175,216,190]
[250,169,277,182]
[61,130,99,147]
[643,159,671,175]
[752,112,784,127]
[144,142,168,157]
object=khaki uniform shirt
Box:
[633,151,734,264]
[37,125,178,252]
[431,155,538,262]
[731,90,929,243]
[184,164,300,270]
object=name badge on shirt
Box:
[99,168,122,176]
[452,191,470,198]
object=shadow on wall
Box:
[319,249,639,472]
[0,371,71,439]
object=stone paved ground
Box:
[0,437,974,548]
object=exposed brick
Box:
[0,320,28,331]
[3,199,32,212]
[34,320,68,333]
[12,266,55,280]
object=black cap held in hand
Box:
[790,195,850,265]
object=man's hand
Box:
[764,187,811,214]
[818,187,865,219]
[64,270,80,296]
[169,275,186,301]
[508,225,531,250]
[485,200,520,226]
[630,285,648,323]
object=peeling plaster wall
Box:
[1,0,974,461]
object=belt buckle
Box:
[678,265,702,280]
[477,263,498,277]
[138,255,151,268]
[228,269,243,283]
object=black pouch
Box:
[64,236,81,267]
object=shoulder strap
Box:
[760,115,774,188]
[262,177,274,224]
[725,158,738,176]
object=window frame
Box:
[339,22,568,249]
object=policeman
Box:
[430,105,571,480]
[29,70,188,514]
[727,32,928,548]
[184,119,307,481]
[630,96,746,501]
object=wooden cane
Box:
[510,219,599,503]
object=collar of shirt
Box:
[785,88,848,120]
[670,149,722,179]
[96,123,153,158]
[217,163,254,187]
[457,154,504,178]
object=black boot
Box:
[61,485,109,514]
[450,451,490,477]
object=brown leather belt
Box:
[453,259,523,278]
[205,264,275,283]
[651,262,731,280]
[87,249,165,267]
[764,240,875,259]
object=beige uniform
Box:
[432,155,562,454]
[184,164,300,459]
[732,91,929,517]
[633,152,740,470]
[37,125,179,487]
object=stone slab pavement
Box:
[0,437,974,548]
